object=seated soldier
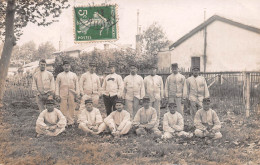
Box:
[36,99,67,137]
[78,99,106,135]
[133,96,162,137]
[162,102,193,139]
[104,98,132,137]
[194,98,222,139]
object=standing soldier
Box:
[102,62,124,115]
[186,66,209,121]
[165,63,187,116]
[123,63,145,119]
[32,59,55,111]
[79,62,101,106]
[55,60,80,127]
[144,64,164,125]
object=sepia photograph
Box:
[0,0,260,164]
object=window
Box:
[191,57,200,70]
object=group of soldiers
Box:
[34,59,222,140]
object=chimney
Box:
[136,9,141,54]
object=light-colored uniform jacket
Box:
[165,73,187,98]
[133,107,157,129]
[163,111,184,132]
[186,76,209,102]
[78,107,103,126]
[123,74,145,101]
[194,108,221,131]
[102,73,124,97]
[55,71,80,98]
[144,75,164,102]
[79,72,101,96]
[32,70,55,94]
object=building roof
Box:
[169,15,260,50]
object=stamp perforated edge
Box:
[73,4,119,44]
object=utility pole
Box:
[203,9,207,72]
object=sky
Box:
[17,0,260,50]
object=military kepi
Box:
[171,63,178,68]
[85,99,93,104]
[115,98,124,104]
[143,96,150,102]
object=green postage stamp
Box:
[74,5,118,43]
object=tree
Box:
[139,22,170,68]
[35,41,56,61]
[0,0,69,106]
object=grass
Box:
[0,98,260,165]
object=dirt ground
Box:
[0,99,259,165]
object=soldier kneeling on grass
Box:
[132,96,162,138]
[36,98,67,137]
[104,98,132,137]
[77,99,106,135]
[194,97,222,139]
[162,102,193,139]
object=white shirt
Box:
[36,108,67,128]
[165,73,187,98]
[55,71,80,98]
[78,106,103,126]
[102,73,124,97]
[32,70,55,94]
[79,72,101,96]
[144,75,164,102]
[163,111,184,132]
[186,75,209,102]
[123,74,145,101]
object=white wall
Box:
[207,21,260,71]
[170,30,204,71]
[170,20,260,72]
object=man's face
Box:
[115,103,123,112]
[171,67,178,74]
[193,69,199,77]
[203,100,210,111]
[85,103,93,111]
[89,66,96,73]
[39,62,46,71]
[46,104,55,112]
[110,66,116,73]
[143,101,150,109]
[169,104,177,114]
[130,66,137,75]
[150,68,157,76]
[63,64,70,72]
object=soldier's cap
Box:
[115,98,124,104]
[108,62,116,68]
[168,102,177,107]
[45,99,55,105]
[85,99,93,104]
[171,63,178,68]
[203,98,211,103]
[39,59,46,64]
[143,96,150,102]
[63,60,70,65]
[192,66,200,71]
[89,62,96,67]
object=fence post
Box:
[245,72,250,117]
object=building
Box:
[165,15,260,72]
